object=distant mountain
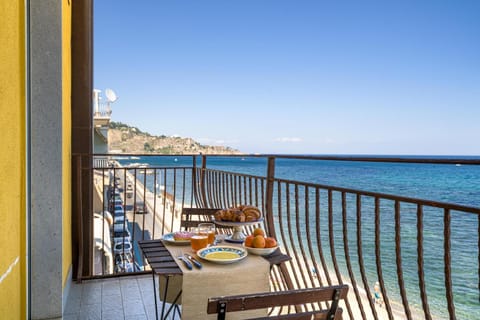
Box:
[108,121,242,155]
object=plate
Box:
[161,232,191,245]
[242,244,279,256]
[196,246,248,264]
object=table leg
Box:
[152,272,158,320]
[162,289,182,319]
[160,276,170,319]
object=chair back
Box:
[207,284,349,320]
[180,208,221,231]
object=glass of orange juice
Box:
[198,223,216,245]
[190,227,209,252]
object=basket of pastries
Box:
[214,205,262,222]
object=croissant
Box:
[215,205,262,222]
[214,210,223,221]
[242,206,261,221]
[233,210,246,222]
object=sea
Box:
[117,155,480,319]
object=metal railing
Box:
[77,154,480,319]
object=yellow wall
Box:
[0,1,26,319]
[62,0,73,289]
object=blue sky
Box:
[94,1,479,155]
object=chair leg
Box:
[217,301,227,320]
[326,288,341,320]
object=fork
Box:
[175,250,193,270]
[184,253,202,269]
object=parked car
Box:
[114,252,134,273]
[113,210,125,224]
[114,260,144,273]
[115,252,133,265]
[109,199,123,211]
[135,201,146,214]
[113,204,123,211]
[112,218,129,231]
[113,208,125,217]
[112,224,131,243]
[113,239,132,255]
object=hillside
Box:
[108,121,242,155]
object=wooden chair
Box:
[180,208,225,231]
[207,284,349,320]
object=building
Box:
[93,88,115,168]
[1,1,88,318]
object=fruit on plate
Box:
[243,228,277,249]
[244,235,254,247]
[252,235,266,248]
[173,231,193,241]
[253,227,265,237]
[265,237,277,248]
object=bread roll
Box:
[214,205,262,222]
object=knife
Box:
[184,253,203,269]
[177,255,193,270]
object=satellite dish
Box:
[105,88,118,102]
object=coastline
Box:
[282,255,415,319]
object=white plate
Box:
[161,232,191,245]
[242,244,279,256]
[196,246,248,264]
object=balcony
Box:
[64,275,160,320]
[70,154,480,320]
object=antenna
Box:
[105,88,118,102]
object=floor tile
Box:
[63,275,180,319]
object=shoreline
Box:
[283,255,427,320]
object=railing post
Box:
[200,155,208,207]
[265,156,296,293]
[192,155,198,206]
[265,157,276,238]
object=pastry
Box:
[214,205,262,222]
[173,231,193,241]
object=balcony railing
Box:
[75,154,480,320]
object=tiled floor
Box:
[64,275,179,320]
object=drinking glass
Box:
[190,227,209,252]
[198,223,216,245]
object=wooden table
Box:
[139,238,291,320]
[163,242,271,320]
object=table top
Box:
[138,239,182,276]
[139,237,291,274]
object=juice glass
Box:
[190,227,209,252]
[198,223,216,245]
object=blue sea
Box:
[118,155,480,319]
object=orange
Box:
[244,235,254,247]
[252,235,266,248]
[253,228,265,237]
[265,237,277,248]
